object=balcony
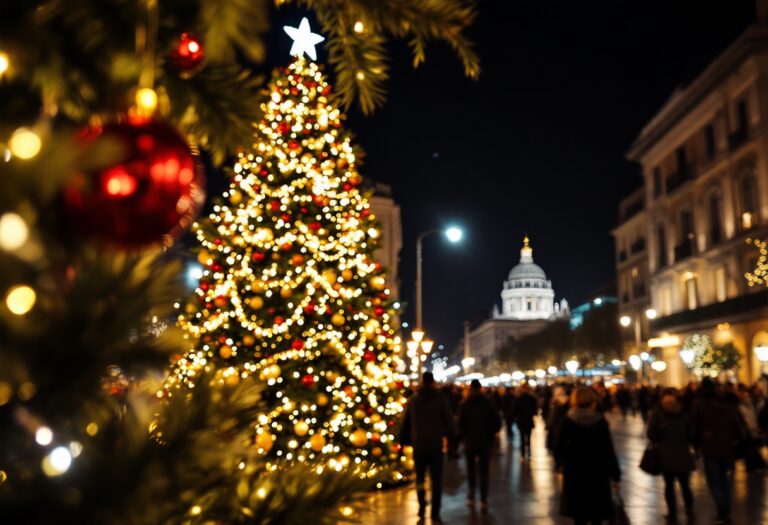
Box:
[630,237,646,254]
[651,288,768,332]
[673,239,695,263]
[728,127,748,152]
[666,165,693,194]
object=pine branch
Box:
[196,0,270,64]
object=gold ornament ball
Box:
[229,190,243,205]
[322,270,337,284]
[372,447,383,457]
[309,433,326,451]
[326,371,338,383]
[370,413,382,423]
[225,373,240,387]
[294,421,309,436]
[370,276,386,291]
[197,249,211,265]
[317,393,329,406]
[331,313,346,326]
[350,429,368,448]
[255,432,274,452]
[243,335,256,346]
[249,296,265,310]
[341,269,354,281]
[354,409,366,420]
[219,345,233,359]
[280,287,293,299]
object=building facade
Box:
[467,237,569,367]
[622,11,768,385]
[367,182,403,299]
[612,188,652,353]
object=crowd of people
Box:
[400,372,768,525]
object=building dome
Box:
[506,236,548,282]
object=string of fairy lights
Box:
[163,57,409,484]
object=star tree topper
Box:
[283,17,325,61]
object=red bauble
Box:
[64,120,205,248]
[374,306,385,317]
[269,201,281,212]
[277,121,291,134]
[287,140,300,150]
[303,302,316,314]
[363,351,376,362]
[168,33,205,74]
[301,374,315,388]
[291,339,305,350]
[274,316,284,325]
[281,213,291,222]
[309,221,321,231]
[252,252,266,262]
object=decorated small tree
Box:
[683,334,741,378]
[167,26,407,486]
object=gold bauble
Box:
[370,276,386,291]
[370,413,382,423]
[280,286,293,299]
[354,409,366,420]
[294,421,309,437]
[219,345,233,359]
[249,296,265,310]
[322,270,337,284]
[317,393,329,406]
[331,313,346,326]
[326,371,338,383]
[350,429,368,448]
[197,249,211,265]
[372,446,383,457]
[309,433,326,451]
[341,269,354,281]
[229,190,243,205]
[243,335,256,346]
[225,373,240,387]
[255,432,274,452]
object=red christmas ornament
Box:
[291,339,305,350]
[280,242,292,252]
[374,306,385,317]
[274,316,284,325]
[281,213,292,222]
[277,121,291,134]
[300,207,309,215]
[301,374,315,388]
[64,120,204,248]
[287,140,300,150]
[252,252,266,263]
[168,33,205,74]
[363,351,376,362]
[361,209,371,217]
[309,221,321,231]
[304,302,316,314]
[269,200,281,212]
[343,183,353,192]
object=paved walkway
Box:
[359,412,768,524]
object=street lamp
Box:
[416,226,464,330]
[547,365,558,376]
[565,360,579,377]
[755,345,768,372]
[619,309,657,381]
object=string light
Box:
[0,213,29,251]
[135,87,158,116]
[5,285,36,315]
[8,127,41,159]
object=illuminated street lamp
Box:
[565,360,579,377]
[416,227,464,330]
[619,309,657,381]
[461,356,475,369]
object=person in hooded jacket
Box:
[554,386,621,525]
[400,372,456,524]
[647,390,696,522]
[458,379,501,512]
[513,383,538,460]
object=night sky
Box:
[265,0,757,358]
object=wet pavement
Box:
[359,412,768,525]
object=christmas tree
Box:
[167,42,408,486]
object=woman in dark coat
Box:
[647,390,695,522]
[554,387,621,525]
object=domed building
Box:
[494,237,568,320]
[464,237,569,368]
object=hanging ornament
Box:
[309,433,326,451]
[294,421,309,436]
[350,429,368,447]
[255,432,274,452]
[363,351,376,362]
[301,374,315,388]
[316,393,329,406]
[63,120,205,248]
[331,313,346,326]
[168,33,205,75]
[219,345,232,359]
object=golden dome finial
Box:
[520,234,533,261]
[523,235,530,248]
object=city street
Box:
[360,412,768,525]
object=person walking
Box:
[554,386,621,525]
[513,383,538,461]
[647,390,696,523]
[458,379,501,512]
[545,386,570,454]
[692,378,744,525]
[615,384,633,418]
[638,384,651,422]
[400,372,456,524]
[737,385,766,472]
[500,386,516,438]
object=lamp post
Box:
[565,359,579,380]
[619,308,657,383]
[416,227,463,330]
